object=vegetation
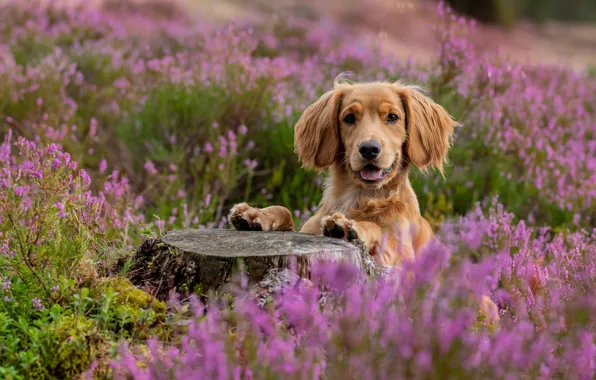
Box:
[0,0,594,378]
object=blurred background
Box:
[1,0,595,239]
[188,0,596,71]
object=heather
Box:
[0,0,595,379]
[104,204,596,379]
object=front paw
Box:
[321,212,359,241]
[228,203,263,231]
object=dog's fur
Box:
[228,78,499,322]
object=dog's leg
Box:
[320,212,371,241]
[320,211,384,251]
[412,216,434,255]
[228,202,294,232]
[320,212,419,266]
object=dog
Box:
[228,78,499,322]
[229,78,455,264]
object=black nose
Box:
[358,140,381,159]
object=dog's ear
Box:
[294,89,343,170]
[398,85,459,173]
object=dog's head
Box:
[294,79,459,189]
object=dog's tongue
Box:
[360,165,383,181]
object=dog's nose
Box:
[358,141,381,159]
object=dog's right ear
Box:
[294,89,343,171]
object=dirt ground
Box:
[190,0,596,71]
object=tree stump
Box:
[127,229,362,301]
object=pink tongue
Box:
[360,166,383,181]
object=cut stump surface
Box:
[127,229,362,301]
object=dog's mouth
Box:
[355,159,398,183]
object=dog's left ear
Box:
[397,85,460,174]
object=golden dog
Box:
[228,78,499,322]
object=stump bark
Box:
[127,229,362,301]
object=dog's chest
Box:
[328,188,378,214]
[332,193,358,213]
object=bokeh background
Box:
[2,0,594,237]
[189,0,596,71]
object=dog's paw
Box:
[321,212,359,241]
[228,203,264,231]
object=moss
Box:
[93,276,169,341]
[98,277,166,318]
[28,316,107,380]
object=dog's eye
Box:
[387,113,399,123]
[343,114,356,124]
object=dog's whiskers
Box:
[338,154,350,169]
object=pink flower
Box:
[56,202,66,218]
[144,161,158,175]
[32,298,45,311]
[99,159,108,174]
[80,169,91,186]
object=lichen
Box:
[351,239,390,279]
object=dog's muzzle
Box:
[355,158,399,182]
